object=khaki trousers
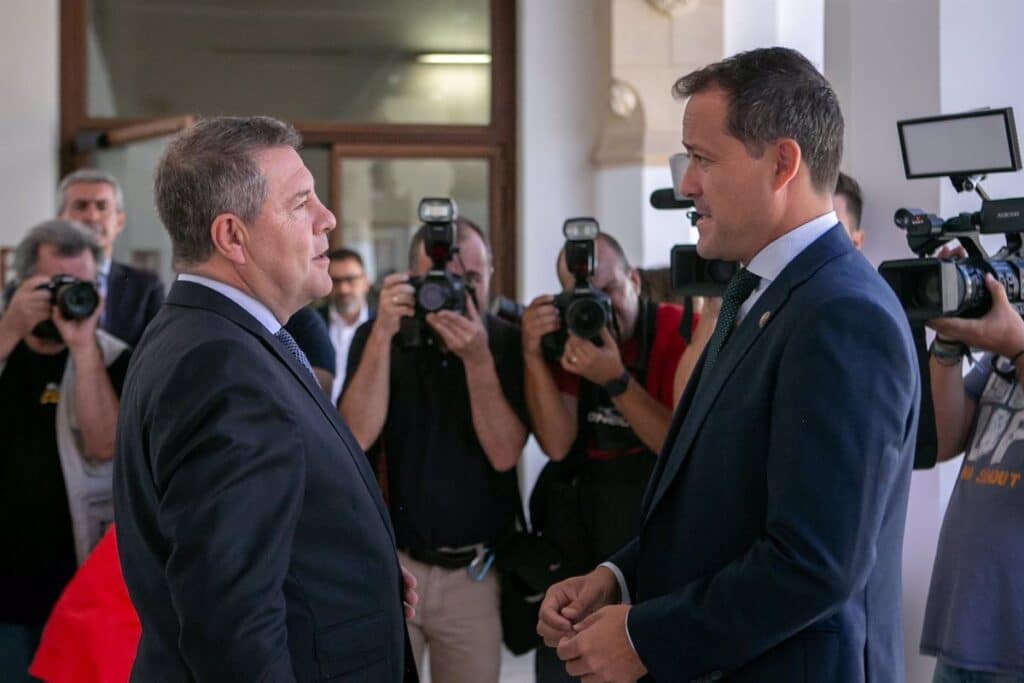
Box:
[399,550,502,683]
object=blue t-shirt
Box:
[921,353,1024,675]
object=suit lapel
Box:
[642,226,853,522]
[166,282,396,540]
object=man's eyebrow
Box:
[288,189,312,204]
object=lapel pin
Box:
[758,311,772,328]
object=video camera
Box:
[32,274,100,341]
[540,218,613,362]
[399,197,470,348]
[653,152,739,297]
[879,107,1024,324]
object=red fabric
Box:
[553,302,694,408]
[29,526,140,683]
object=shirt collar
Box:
[745,211,838,284]
[177,273,281,335]
[98,259,112,277]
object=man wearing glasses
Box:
[319,247,372,403]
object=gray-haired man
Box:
[58,169,164,345]
[0,220,130,682]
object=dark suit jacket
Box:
[610,226,919,682]
[104,261,164,346]
[114,281,415,682]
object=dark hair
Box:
[328,247,365,270]
[14,219,103,280]
[154,116,302,266]
[834,172,863,231]
[673,47,844,194]
[407,216,490,270]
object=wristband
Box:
[930,337,968,364]
[604,369,632,397]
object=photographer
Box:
[521,231,701,682]
[339,215,528,683]
[0,220,130,680]
[920,246,1024,683]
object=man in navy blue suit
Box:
[537,47,919,683]
[58,169,164,346]
[114,116,418,682]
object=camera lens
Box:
[418,281,448,312]
[56,281,99,320]
[565,297,608,339]
[912,271,942,309]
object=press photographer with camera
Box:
[521,222,700,682]
[339,200,528,683]
[0,219,130,680]
[918,245,1024,682]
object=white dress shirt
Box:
[329,303,369,404]
[177,273,281,335]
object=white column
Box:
[0,0,58,251]
[725,0,824,69]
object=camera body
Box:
[31,274,100,341]
[669,244,738,297]
[879,108,1024,323]
[400,197,469,348]
[541,218,613,362]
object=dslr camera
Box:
[400,197,469,348]
[541,218,613,362]
[32,274,100,341]
[878,107,1024,324]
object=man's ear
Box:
[771,138,802,191]
[209,213,249,265]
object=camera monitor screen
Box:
[898,108,1021,179]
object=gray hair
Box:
[57,168,125,213]
[13,219,103,281]
[154,116,302,266]
[673,47,844,194]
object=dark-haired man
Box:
[319,247,371,403]
[538,47,919,682]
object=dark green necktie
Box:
[701,268,761,378]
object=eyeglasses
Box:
[331,274,365,286]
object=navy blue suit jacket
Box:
[103,261,164,346]
[610,226,919,682]
[114,282,416,682]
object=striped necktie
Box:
[274,327,316,380]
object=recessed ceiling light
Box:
[416,53,491,65]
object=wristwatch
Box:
[604,369,632,397]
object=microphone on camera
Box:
[649,188,694,211]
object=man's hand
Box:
[426,294,490,366]
[522,295,560,359]
[537,566,621,647]
[400,564,419,620]
[561,327,625,385]
[374,272,415,339]
[929,273,1024,358]
[0,275,52,340]
[557,604,647,683]
[53,300,103,355]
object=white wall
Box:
[0,1,59,254]
[725,0,824,69]
[517,0,600,495]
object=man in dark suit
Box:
[58,169,164,345]
[537,47,919,683]
[113,116,417,682]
